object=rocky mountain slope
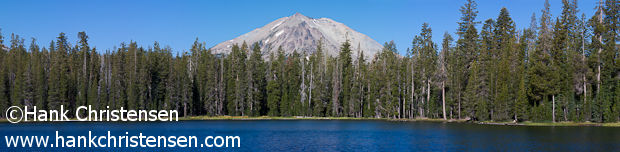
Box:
[211,13,383,59]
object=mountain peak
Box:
[292,12,304,17]
[288,12,310,21]
[211,14,382,59]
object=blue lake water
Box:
[1,120,619,151]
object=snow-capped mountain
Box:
[211,13,383,59]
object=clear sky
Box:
[0,0,599,55]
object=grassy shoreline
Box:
[2,116,619,127]
[183,116,620,127]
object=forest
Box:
[0,0,618,123]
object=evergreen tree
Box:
[374,41,399,118]
[456,0,480,119]
[225,43,247,116]
[267,47,285,116]
[599,0,619,122]
[311,40,329,117]
[493,8,517,121]
[47,33,71,110]
[33,39,49,111]
[339,40,354,117]
[9,34,26,108]
[247,42,266,116]
[22,38,37,108]
[285,50,302,116]
[415,23,438,118]
[528,0,554,122]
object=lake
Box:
[1,120,619,151]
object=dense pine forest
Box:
[0,0,618,123]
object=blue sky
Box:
[0,0,598,55]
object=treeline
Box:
[0,0,618,122]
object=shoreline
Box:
[2,116,619,127]
[182,116,620,127]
